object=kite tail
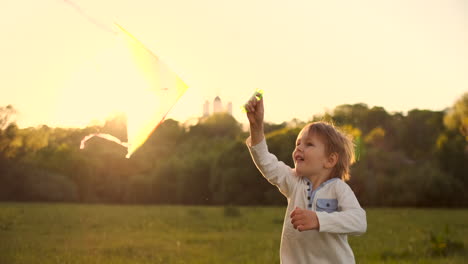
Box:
[80,133,129,150]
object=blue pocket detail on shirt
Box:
[316,199,338,213]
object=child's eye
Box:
[306,142,314,146]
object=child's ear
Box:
[325,153,338,169]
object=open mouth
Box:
[294,155,304,162]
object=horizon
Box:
[4,96,456,130]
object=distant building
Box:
[213,96,222,114]
[227,102,232,115]
[203,100,210,117]
[202,96,232,117]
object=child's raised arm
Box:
[245,91,297,198]
[245,91,265,146]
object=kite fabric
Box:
[80,24,189,158]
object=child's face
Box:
[292,128,330,178]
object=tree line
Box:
[0,93,467,207]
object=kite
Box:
[63,1,188,158]
[79,24,188,158]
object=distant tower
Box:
[213,96,222,113]
[203,100,210,117]
[227,102,232,115]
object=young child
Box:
[245,93,366,263]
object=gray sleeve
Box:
[246,137,297,198]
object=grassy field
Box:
[0,203,467,263]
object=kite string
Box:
[62,0,118,35]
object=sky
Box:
[1,0,467,128]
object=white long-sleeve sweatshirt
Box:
[247,137,367,264]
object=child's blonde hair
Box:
[303,121,355,181]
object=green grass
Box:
[0,203,467,263]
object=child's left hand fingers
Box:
[291,215,304,227]
[292,219,306,230]
[290,207,303,218]
[290,210,297,218]
[291,216,297,227]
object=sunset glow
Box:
[0,0,466,128]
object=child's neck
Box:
[307,172,332,191]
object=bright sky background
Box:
[1,0,467,128]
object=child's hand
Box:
[245,93,264,129]
[290,207,320,232]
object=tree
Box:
[189,113,242,139]
[0,105,16,130]
[211,140,284,205]
[400,109,444,160]
[444,92,468,141]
